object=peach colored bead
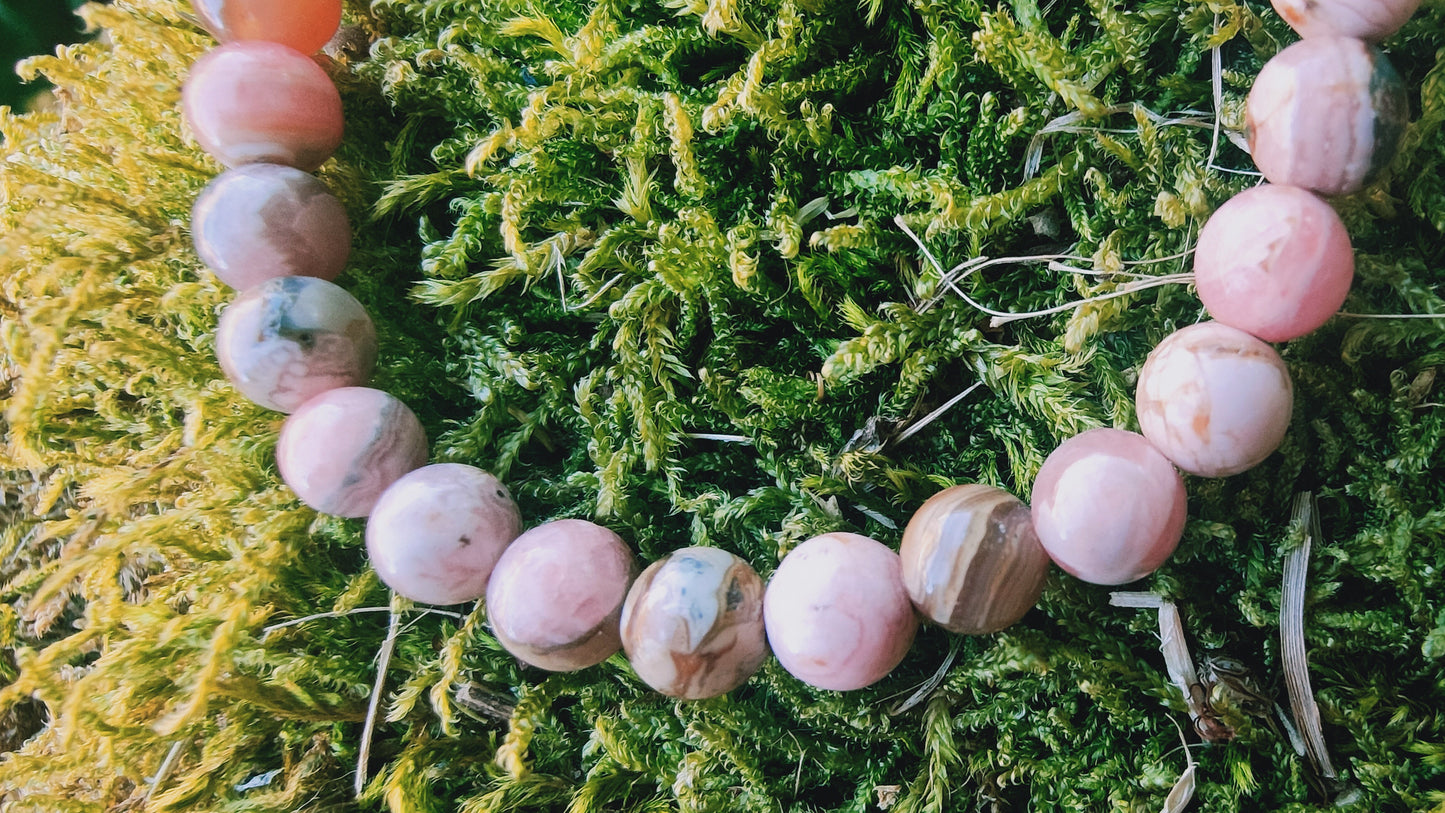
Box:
[1194,184,1354,342]
[486,520,637,672]
[620,547,768,699]
[763,532,918,691]
[1031,429,1187,585]
[900,484,1049,635]
[182,42,343,172]
[192,164,351,290]
[1271,0,1419,42]
[366,464,522,605]
[192,0,344,54]
[1136,322,1294,478]
[1246,37,1408,196]
[216,276,376,412]
[276,387,427,518]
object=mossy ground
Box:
[3,0,1445,810]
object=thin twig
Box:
[1282,492,1338,779]
[261,606,464,641]
[356,609,402,798]
[1338,311,1445,319]
[888,639,960,715]
[1161,716,1197,813]
[144,740,187,805]
[684,432,755,443]
[892,381,984,445]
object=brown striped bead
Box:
[900,485,1050,635]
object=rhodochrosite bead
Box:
[192,164,351,289]
[899,484,1049,634]
[1246,37,1407,196]
[619,547,768,699]
[763,533,917,691]
[1272,0,1419,42]
[486,520,637,672]
[365,464,521,605]
[182,42,344,171]
[1194,184,1354,342]
[192,0,344,55]
[216,276,377,412]
[276,387,428,517]
[1032,429,1187,585]
[1136,322,1293,478]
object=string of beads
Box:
[181,0,1418,698]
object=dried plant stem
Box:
[1283,493,1338,779]
[356,608,403,798]
[261,606,464,640]
[143,739,187,805]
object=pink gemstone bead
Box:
[192,164,351,290]
[1032,429,1187,585]
[1246,37,1408,196]
[366,464,522,605]
[1194,184,1354,342]
[619,547,768,699]
[276,387,427,517]
[182,42,344,171]
[763,532,918,691]
[192,0,344,54]
[1271,0,1419,42]
[1136,322,1294,478]
[485,520,638,672]
[899,484,1049,635]
[216,276,377,412]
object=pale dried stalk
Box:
[356,608,403,797]
[1283,492,1338,779]
[1110,592,1208,727]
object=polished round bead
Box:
[366,464,522,605]
[1032,429,1187,585]
[1246,37,1408,196]
[192,164,351,290]
[1271,0,1419,42]
[216,276,377,412]
[192,0,344,54]
[1136,322,1294,478]
[763,532,917,691]
[619,547,768,699]
[182,41,344,171]
[276,387,427,517]
[486,520,637,672]
[1194,184,1354,342]
[899,484,1050,635]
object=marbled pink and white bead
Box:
[899,484,1049,635]
[1136,322,1293,478]
[182,41,344,172]
[216,276,377,412]
[1246,37,1408,196]
[1031,429,1187,585]
[619,547,768,699]
[366,464,522,605]
[486,519,638,672]
[192,164,351,290]
[1194,184,1354,342]
[763,532,918,691]
[192,0,344,55]
[1271,0,1419,42]
[276,387,428,517]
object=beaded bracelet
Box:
[180,0,1418,701]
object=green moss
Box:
[3,0,1445,810]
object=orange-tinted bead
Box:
[192,0,343,54]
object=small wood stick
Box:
[1282,492,1338,779]
[356,608,402,797]
[1110,592,1222,740]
